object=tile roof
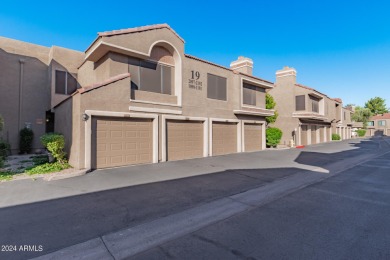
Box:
[98,24,185,43]
[185,54,232,71]
[371,113,390,120]
[78,73,131,94]
[295,84,330,99]
[295,83,343,103]
[185,54,274,85]
[332,98,343,103]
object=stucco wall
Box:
[0,38,51,153]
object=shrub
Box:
[265,94,278,125]
[19,127,34,154]
[356,129,366,137]
[0,140,10,158]
[332,133,341,140]
[266,127,283,148]
[26,162,70,175]
[40,133,66,163]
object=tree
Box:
[265,93,278,125]
[351,106,372,128]
[364,97,389,115]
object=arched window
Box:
[128,46,175,95]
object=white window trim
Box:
[209,118,242,156]
[161,115,209,162]
[241,120,266,152]
[84,110,159,171]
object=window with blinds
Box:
[128,57,174,95]
[242,83,265,106]
[295,95,305,111]
[207,74,227,101]
[310,95,320,113]
[55,70,77,95]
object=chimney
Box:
[230,56,253,75]
[275,66,297,85]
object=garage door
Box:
[167,120,203,161]
[92,117,153,169]
[319,126,324,143]
[301,125,308,145]
[311,125,317,144]
[244,123,263,152]
[212,122,237,156]
[327,127,332,141]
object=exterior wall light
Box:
[82,113,89,121]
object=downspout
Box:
[18,59,25,131]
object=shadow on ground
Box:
[0,137,388,259]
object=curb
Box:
[43,169,88,181]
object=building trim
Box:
[84,110,158,171]
[161,115,208,162]
[129,106,182,115]
[129,99,182,108]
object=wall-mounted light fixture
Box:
[82,113,89,121]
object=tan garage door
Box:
[167,120,203,161]
[311,125,317,144]
[328,127,332,141]
[301,125,308,145]
[92,117,153,169]
[244,123,263,152]
[319,126,324,143]
[212,122,237,156]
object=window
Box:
[367,121,374,126]
[128,57,174,95]
[207,74,227,101]
[242,83,265,106]
[309,95,320,113]
[378,120,386,126]
[295,95,305,111]
[55,70,77,95]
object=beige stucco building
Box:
[365,113,390,136]
[1,24,276,170]
[269,67,354,146]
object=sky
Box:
[1,1,389,107]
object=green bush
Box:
[356,129,366,137]
[26,162,70,175]
[332,133,341,140]
[40,133,66,163]
[19,127,34,154]
[0,140,10,158]
[31,155,49,166]
[266,127,283,148]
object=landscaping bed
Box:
[0,154,81,182]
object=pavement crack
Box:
[100,237,116,260]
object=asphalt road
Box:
[134,141,390,259]
[0,137,389,259]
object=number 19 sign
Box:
[189,70,202,90]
